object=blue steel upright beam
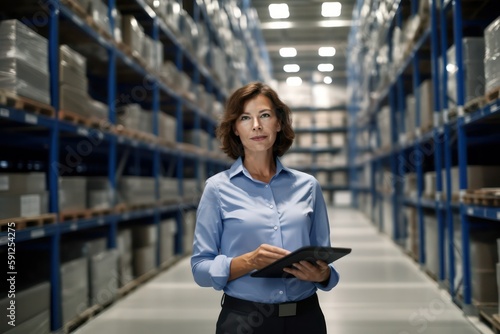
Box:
[411,35,425,268]
[452,0,473,314]
[440,0,455,298]
[152,17,161,266]
[430,0,446,285]
[107,0,117,251]
[389,86,399,241]
[47,1,61,331]
[396,68,405,243]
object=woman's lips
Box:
[251,136,267,141]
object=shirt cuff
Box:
[208,255,233,290]
[314,265,340,291]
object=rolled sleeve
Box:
[208,255,233,290]
[191,179,229,290]
[314,264,340,291]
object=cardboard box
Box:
[0,192,48,219]
[0,282,50,333]
[89,250,118,305]
[133,245,156,277]
[4,309,50,334]
[132,224,157,248]
[59,177,87,211]
[0,172,46,193]
[160,219,177,263]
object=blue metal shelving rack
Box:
[0,0,271,331]
[289,105,349,203]
[348,0,500,317]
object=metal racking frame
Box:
[348,0,500,318]
[0,0,270,331]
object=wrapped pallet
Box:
[485,17,500,94]
[0,20,50,104]
[0,172,48,219]
[447,38,485,106]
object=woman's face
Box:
[234,94,281,156]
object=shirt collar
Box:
[228,156,291,180]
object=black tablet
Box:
[250,246,351,278]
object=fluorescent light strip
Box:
[286,77,302,86]
[283,64,300,73]
[318,64,334,72]
[322,2,342,17]
[280,47,297,57]
[319,47,336,57]
[269,3,290,19]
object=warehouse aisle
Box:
[74,207,490,334]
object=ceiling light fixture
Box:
[446,64,458,73]
[318,47,336,57]
[279,47,297,57]
[318,64,334,72]
[283,64,300,73]
[322,2,342,17]
[286,77,302,86]
[323,76,333,84]
[269,4,290,19]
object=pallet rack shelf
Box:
[0,0,270,332]
[348,0,500,321]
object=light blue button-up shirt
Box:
[191,157,340,303]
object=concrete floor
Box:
[74,207,493,334]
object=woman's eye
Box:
[261,113,271,118]
[240,116,250,120]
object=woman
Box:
[191,82,339,334]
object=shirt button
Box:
[279,291,284,295]
[265,185,269,188]
[273,226,278,231]
[269,205,274,209]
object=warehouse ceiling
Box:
[251,0,357,86]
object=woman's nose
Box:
[252,118,262,130]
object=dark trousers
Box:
[215,294,327,334]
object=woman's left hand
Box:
[282,260,331,283]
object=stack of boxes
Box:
[86,177,112,210]
[116,104,153,134]
[60,46,89,118]
[424,213,439,278]
[378,106,391,149]
[85,238,118,306]
[118,176,156,206]
[485,17,500,94]
[59,177,87,212]
[470,232,499,304]
[0,281,51,334]
[61,257,88,325]
[0,172,49,220]
[0,20,50,104]
[405,94,416,139]
[183,210,196,254]
[121,15,145,59]
[120,15,163,70]
[159,177,179,202]
[419,79,434,131]
[117,229,133,287]
[447,38,485,107]
[184,129,211,151]
[158,112,177,143]
[132,224,157,277]
[160,218,177,264]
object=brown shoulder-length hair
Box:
[216,82,295,160]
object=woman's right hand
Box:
[229,244,290,281]
[246,244,291,270]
